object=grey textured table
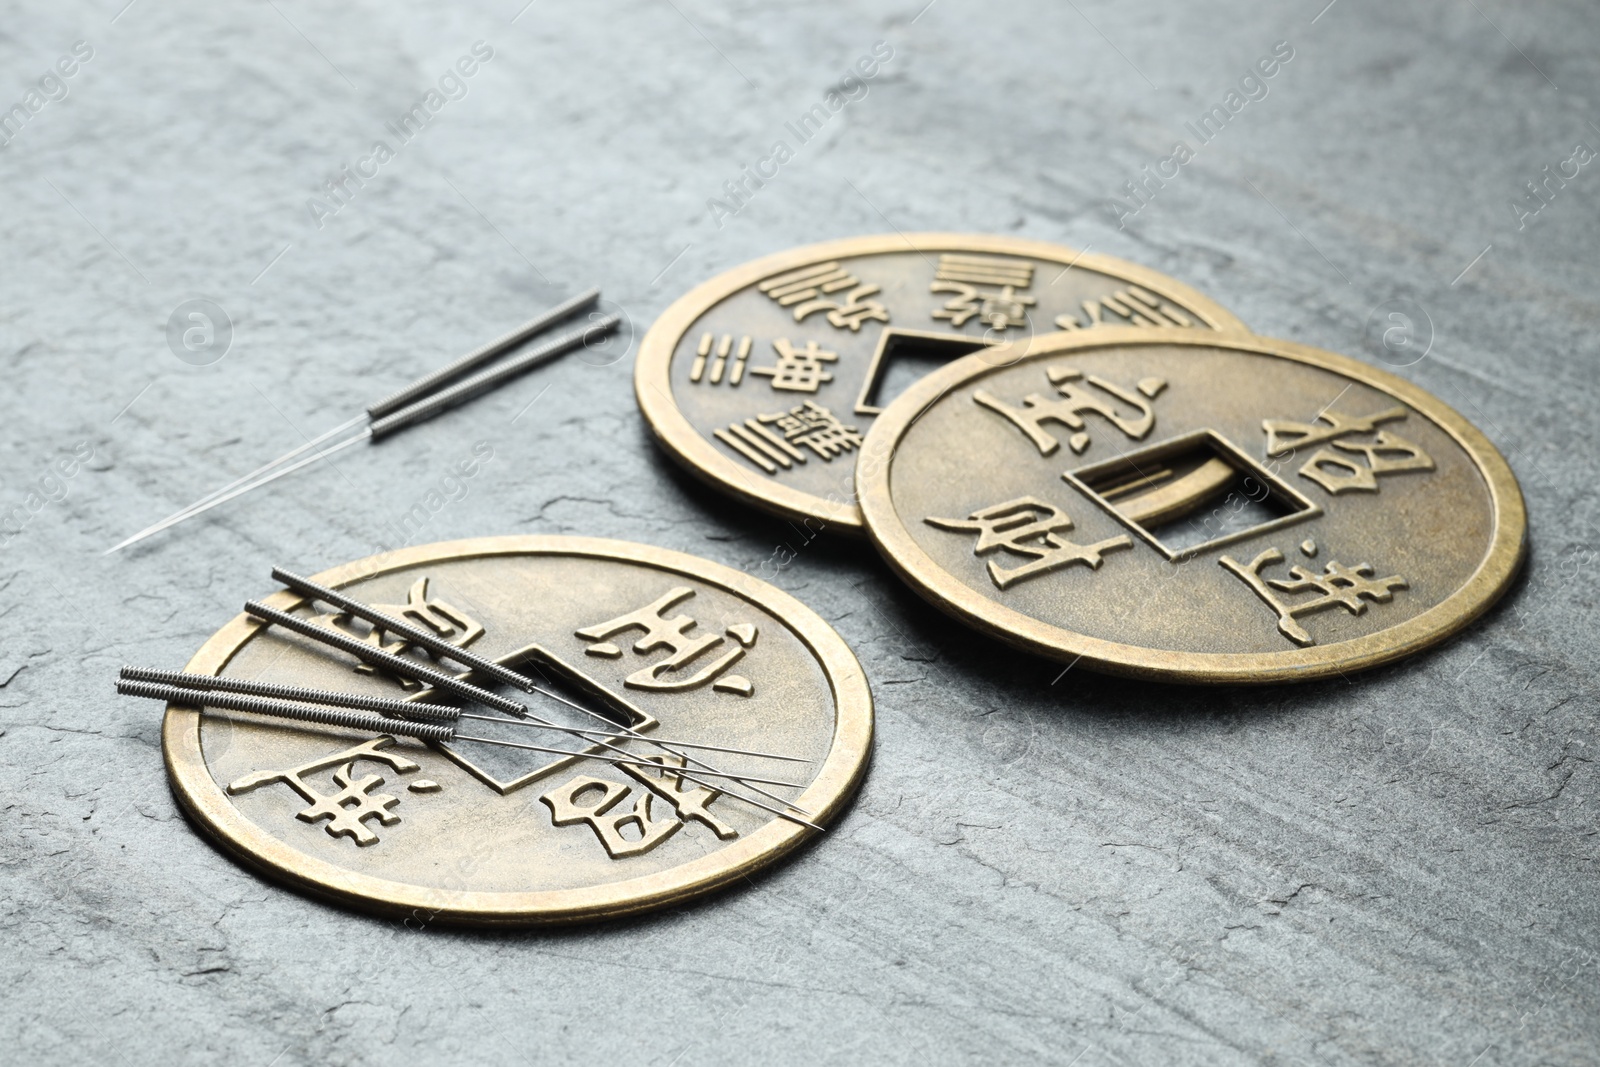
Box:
[2,2,1597,1064]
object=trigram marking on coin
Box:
[933,253,1035,290]
[689,333,753,386]
[931,254,1037,331]
[714,402,863,474]
[928,252,1036,331]
[715,418,805,473]
[757,261,889,331]
[1053,285,1193,330]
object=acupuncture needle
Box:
[240,600,817,818]
[268,567,820,801]
[115,680,809,792]
[106,289,606,554]
[109,312,615,554]
[445,736,805,789]
[118,666,807,762]
[198,284,596,514]
[486,670,817,817]
[118,665,459,720]
[111,287,600,547]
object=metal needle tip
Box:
[104,289,604,553]
[448,735,808,789]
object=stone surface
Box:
[1,2,1597,1064]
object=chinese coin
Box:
[163,536,872,923]
[635,233,1247,533]
[857,329,1526,684]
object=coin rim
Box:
[162,535,874,924]
[856,327,1528,684]
[634,233,1250,533]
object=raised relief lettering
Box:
[1262,405,1435,495]
[227,737,428,847]
[750,338,838,393]
[1298,433,1434,494]
[622,754,737,840]
[541,754,742,861]
[540,776,682,858]
[1053,285,1194,330]
[1263,406,1406,456]
[312,576,484,690]
[930,253,1036,332]
[688,332,753,386]
[974,365,1167,455]
[713,400,864,474]
[926,496,1133,589]
[576,587,758,697]
[1219,538,1408,647]
[758,261,889,331]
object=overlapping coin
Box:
[163,536,872,924]
[857,329,1526,684]
[636,234,1246,533]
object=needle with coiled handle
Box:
[106,289,608,554]
[230,599,821,828]
[262,567,817,815]
[116,676,806,790]
[117,666,809,764]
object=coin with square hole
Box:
[636,234,1248,532]
[162,536,872,923]
[857,329,1526,684]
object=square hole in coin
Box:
[428,644,656,794]
[855,329,996,414]
[1063,429,1320,560]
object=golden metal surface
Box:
[635,234,1248,533]
[857,329,1527,684]
[161,536,873,924]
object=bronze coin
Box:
[636,234,1246,533]
[857,329,1526,684]
[162,536,872,924]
